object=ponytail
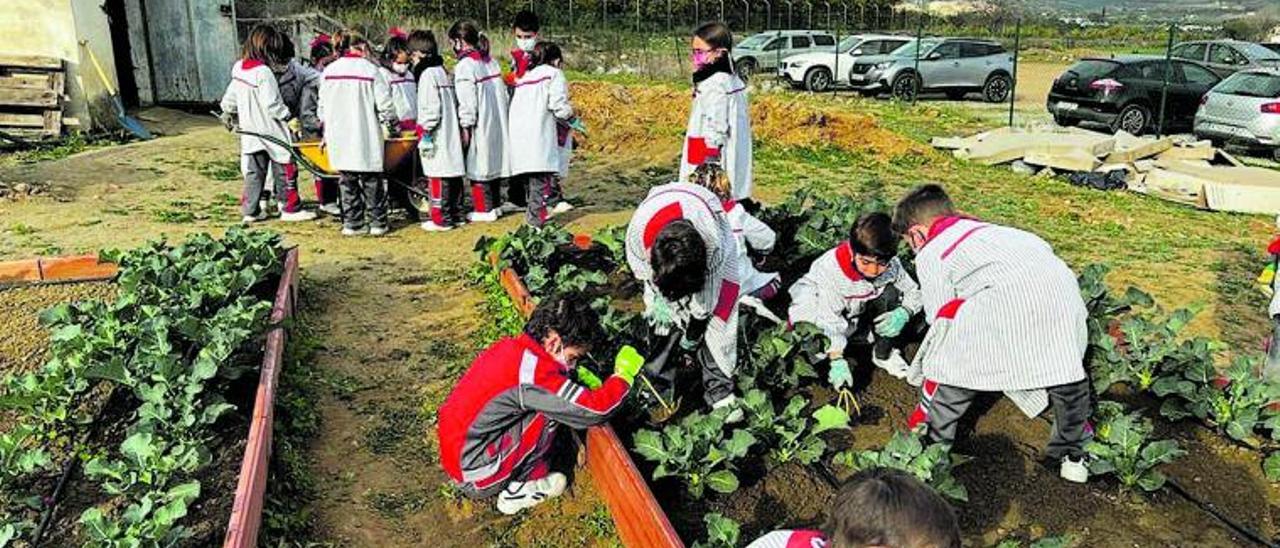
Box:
[476,34,491,57]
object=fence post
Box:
[1009,17,1020,127]
[1157,23,1175,138]
[912,3,923,105]
[833,23,839,97]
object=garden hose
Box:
[1166,478,1278,548]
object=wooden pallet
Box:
[0,54,66,140]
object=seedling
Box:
[1086,401,1183,492]
[691,513,741,548]
[1156,354,1280,444]
[633,408,756,498]
[742,390,849,466]
[833,430,970,501]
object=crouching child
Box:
[436,294,643,514]
[894,184,1092,484]
[788,212,923,389]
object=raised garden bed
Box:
[0,231,299,547]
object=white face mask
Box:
[516,37,536,52]
[391,62,408,73]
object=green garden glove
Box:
[575,366,603,389]
[645,294,676,334]
[614,345,645,385]
[568,116,588,135]
[828,358,853,390]
[874,307,910,338]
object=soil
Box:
[0,282,116,375]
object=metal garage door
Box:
[144,0,238,103]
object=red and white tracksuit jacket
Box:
[437,334,631,496]
[746,530,827,548]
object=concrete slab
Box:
[1105,137,1174,163]
[1140,168,1208,208]
[1158,146,1217,162]
[1024,151,1101,172]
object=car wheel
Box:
[804,67,833,92]
[946,90,967,101]
[1053,113,1079,128]
[891,72,920,102]
[1111,104,1152,136]
[735,58,757,80]
[983,74,1012,103]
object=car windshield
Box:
[1234,42,1280,61]
[838,36,861,52]
[889,39,941,58]
[1065,59,1120,80]
[738,34,772,49]
[1215,71,1280,98]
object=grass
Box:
[195,160,241,182]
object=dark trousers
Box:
[507,177,527,208]
[338,171,388,231]
[387,159,421,221]
[523,172,556,227]
[427,177,465,226]
[459,426,576,499]
[916,378,1092,460]
[648,344,735,407]
[315,176,339,205]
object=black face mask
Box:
[692,54,732,84]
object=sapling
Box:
[633,408,757,498]
[1156,354,1280,443]
[742,390,849,466]
[1085,401,1183,492]
[833,430,970,501]
[738,323,826,393]
[691,513,741,548]
[1090,306,1212,394]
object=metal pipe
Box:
[742,0,752,31]
[1009,17,1021,127]
[1157,23,1176,137]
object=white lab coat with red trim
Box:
[912,217,1087,395]
[788,243,922,355]
[679,71,753,200]
[317,55,397,172]
[437,334,632,491]
[625,183,742,377]
[220,59,293,163]
[417,65,466,178]
[746,530,828,548]
[509,65,574,176]
[380,66,418,125]
[726,202,779,295]
[454,53,511,181]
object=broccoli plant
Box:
[592,224,629,270]
[741,390,849,466]
[1155,354,1280,444]
[632,408,757,498]
[738,323,827,393]
[552,264,609,293]
[691,513,741,548]
[1077,263,1154,339]
[1089,306,1212,394]
[833,430,970,501]
[1085,401,1183,492]
[474,224,571,275]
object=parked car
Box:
[1261,43,1280,55]
[1170,40,1280,78]
[1047,56,1221,135]
[732,30,836,78]
[779,34,911,92]
[845,38,1013,102]
[1195,68,1280,157]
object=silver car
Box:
[847,38,1014,102]
[731,30,836,78]
[1195,68,1280,157]
[1172,40,1280,78]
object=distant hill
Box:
[1030,0,1277,21]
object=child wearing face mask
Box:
[508,42,580,227]
[508,10,540,83]
[411,29,467,232]
[893,184,1092,485]
[265,33,319,222]
[437,294,643,515]
[449,20,511,223]
[682,21,754,203]
[306,34,342,216]
[219,25,305,224]
[788,213,923,390]
[381,28,423,222]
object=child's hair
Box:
[336,29,370,56]
[892,184,955,234]
[850,212,899,261]
[528,41,563,69]
[448,19,490,56]
[280,33,296,63]
[407,29,444,76]
[693,21,734,51]
[524,293,605,351]
[824,467,961,548]
[513,9,541,32]
[690,163,731,202]
[382,34,409,64]
[652,220,708,300]
[309,34,334,63]
[242,25,288,64]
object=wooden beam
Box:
[0,55,61,71]
[0,88,58,107]
[0,73,54,89]
[0,112,45,128]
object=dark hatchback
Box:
[1047,55,1222,135]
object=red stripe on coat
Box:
[940,225,989,260]
[936,298,964,320]
[642,202,684,249]
[714,280,740,321]
[232,77,258,88]
[324,75,375,82]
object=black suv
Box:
[1047,55,1221,135]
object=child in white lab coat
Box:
[411,29,466,232]
[681,22,753,202]
[381,29,423,222]
[688,163,780,306]
[219,25,309,223]
[508,42,578,227]
[267,33,318,222]
[318,30,399,236]
[306,34,341,216]
[448,20,510,223]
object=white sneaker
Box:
[712,395,744,424]
[495,472,567,515]
[241,214,267,224]
[420,221,453,232]
[341,227,363,236]
[369,226,388,237]
[1060,455,1089,484]
[318,202,342,216]
[467,210,500,223]
[551,201,575,214]
[871,349,911,380]
[500,201,525,213]
[279,209,318,222]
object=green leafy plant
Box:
[738,323,827,393]
[741,389,849,466]
[1155,354,1280,443]
[592,224,629,269]
[691,513,741,548]
[552,263,609,293]
[632,409,757,498]
[1264,452,1280,482]
[1085,401,1183,492]
[474,224,571,276]
[1078,263,1155,338]
[1089,306,1212,393]
[833,430,970,501]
